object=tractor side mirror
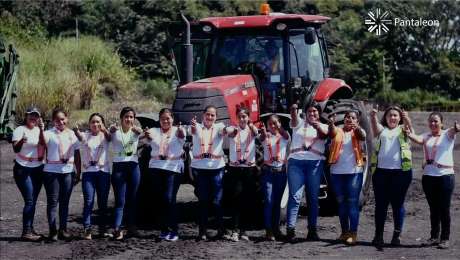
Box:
[304,28,316,45]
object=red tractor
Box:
[137,4,373,220]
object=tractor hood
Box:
[173,74,259,125]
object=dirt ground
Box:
[1,112,459,260]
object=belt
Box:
[424,160,454,169]
[152,154,183,161]
[193,153,223,159]
[290,146,323,156]
[229,160,255,167]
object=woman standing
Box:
[110,107,142,240]
[144,108,185,242]
[43,108,81,241]
[405,113,459,249]
[327,111,366,245]
[190,105,227,240]
[260,115,290,241]
[224,107,259,242]
[369,106,413,248]
[12,107,45,241]
[74,113,111,240]
[286,103,328,242]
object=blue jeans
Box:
[193,167,224,232]
[372,168,412,236]
[151,168,181,233]
[111,162,140,229]
[82,171,111,229]
[43,171,75,230]
[13,162,43,232]
[287,158,324,229]
[422,175,455,240]
[330,173,363,232]
[261,165,287,231]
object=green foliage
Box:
[374,88,449,110]
[141,78,176,105]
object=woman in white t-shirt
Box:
[190,105,227,240]
[260,114,290,241]
[73,113,111,240]
[144,108,185,242]
[11,107,45,241]
[109,106,142,240]
[224,107,259,242]
[405,112,459,249]
[286,103,328,242]
[369,105,413,248]
[43,108,81,241]
[327,110,366,245]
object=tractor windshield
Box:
[289,30,324,82]
[210,35,284,82]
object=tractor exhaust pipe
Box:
[180,12,193,86]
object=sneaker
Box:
[265,229,275,241]
[390,231,401,246]
[58,229,71,240]
[166,232,179,242]
[438,240,449,249]
[273,229,284,240]
[286,228,296,243]
[422,237,440,246]
[83,228,92,240]
[239,232,250,242]
[197,233,208,241]
[113,229,124,240]
[159,231,169,240]
[345,232,357,245]
[337,232,349,242]
[49,229,58,241]
[306,229,320,241]
[229,232,239,242]
[21,230,41,241]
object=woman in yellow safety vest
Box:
[404,112,459,249]
[369,105,413,248]
[327,110,366,245]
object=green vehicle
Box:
[0,37,19,141]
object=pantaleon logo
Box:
[364,8,440,36]
[365,8,392,36]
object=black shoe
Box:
[58,229,71,240]
[113,229,124,240]
[390,231,401,246]
[422,237,440,246]
[286,228,296,242]
[273,229,284,240]
[212,230,225,240]
[49,229,58,241]
[372,235,384,249]
[306,229,320,241]
[21,229,41,241]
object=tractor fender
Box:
[313,78,353,102]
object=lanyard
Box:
[200,126,214,155]
[56,129,72,162]
[265,133,281,161]
[159,128,172,156]
[120,129,134,155]
[302,121,318,149]
[85,133,104,165]
[236,127,252,161]
[424,134,441,161]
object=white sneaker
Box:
[166,232,179,242]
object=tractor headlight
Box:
[203,25,212,32]
[276,23,287,31]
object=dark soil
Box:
[1,112,459,259]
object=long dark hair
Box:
[380,106,403,127]
[120,106,136,119]
[88,113,106,125]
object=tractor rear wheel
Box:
[319,99,373,215]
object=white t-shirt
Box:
[12,126,43,168]
[331,131,364,174]
[190,122,226,169]
[377,127,403,169]
[148,127,185,174]
[289,117,327,161]
[44,128,80,174]
[263,132,290,168]
[111,129,140,163]
[422,130,455,176]
[228,126,256,167]
[80,132,110,173]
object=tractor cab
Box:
[169,6,348,126]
